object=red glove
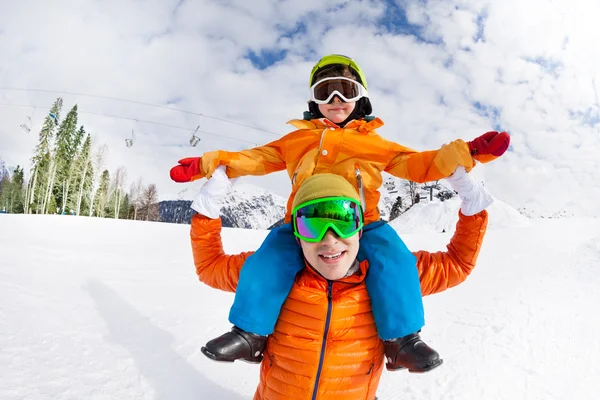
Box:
[170,157,204,182]
[468,131,510,163]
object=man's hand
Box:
[170,157,203,183]
[191,166,237,218]
[468,131,510,164]
[446,166,493,216]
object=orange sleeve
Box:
[190,214,254,292]
[414,210,488,296]
[201,137,287,179]
[385,139,476,182]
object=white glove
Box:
[191,166,237,218]
[446,166,494,216]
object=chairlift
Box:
[20,116,32,133]
[126,120,137,148]
[189,125,201,147]
[19,108,36,133]
[48,112,58,125]
[125,129,135,148]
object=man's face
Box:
[300,229,360,280]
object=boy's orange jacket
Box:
[191,210,488,400]
[200,117,475,224]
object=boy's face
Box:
[318,97,356,124]
[300,229,360,280]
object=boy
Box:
[171,54,509,372]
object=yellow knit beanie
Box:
[292,173,360,210]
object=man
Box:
[190,166,491,400]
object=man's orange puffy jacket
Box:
[191,210,488,400]
[200,118,475,224]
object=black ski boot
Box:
[201,326,267,364]
[384,332,443,373]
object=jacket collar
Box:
[303,258,369,285]
[287,117,384,133]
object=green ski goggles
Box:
[292,197,364,243]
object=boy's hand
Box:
[201,151,224,179]
[170,157,203,182]
[468,131,510,163]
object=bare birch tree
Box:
[140,184,159,221]
[75,135,93,216]
[404,180,420,206]
[88,144,108,217]
[112,166,128,219]
[129,177,143,220]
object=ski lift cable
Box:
[0,87,281,137]
[0,102,259,145]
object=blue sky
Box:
[1,0,599,216]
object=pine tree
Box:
[389,196,404,221]
[119,193,131,219]
[10,166,25,213]
[0,173,10,212]
[31,98,63,214]
[27,98,63,214]
[52,105,80,213]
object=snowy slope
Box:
[391,197,531,234]
[1,213,600,399]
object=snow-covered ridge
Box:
[160,181,286,230]
[391,197,530,234]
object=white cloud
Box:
[1,0,599,216]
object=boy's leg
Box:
[359,221,424,339]
[228,223,304,335]
[201,223,304,363]
[359,222,441,373]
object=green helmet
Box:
[309,54,368,90]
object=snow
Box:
[391,197,531,234]
[1,207,600,400]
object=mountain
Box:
[159,182,286,230]
[158,177,457,230]
[158,174,590,231]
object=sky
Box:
[1,202,600,399]
[1,0,599,216]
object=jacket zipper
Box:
[311,280,333,400]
